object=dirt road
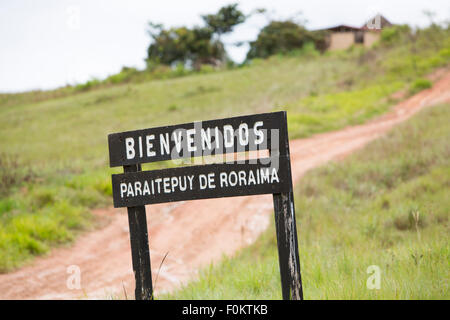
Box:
[1,70,449,300]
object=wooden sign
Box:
[108,111,303,300]
[112,162,289,207]
[108,112,281,167]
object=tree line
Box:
[146,3,326,70]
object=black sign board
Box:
[108,112,282,167]
[112,161,290,207]
[107,111,303,300]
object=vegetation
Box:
[247,20,326,59]
[164,103,450,300]
[0,170,113,271]
[409,78,432,94]
[201,3,246,38]
[146,4,246,70]
[380,24,412,45]
[0,154,35,197]
[0,23,448,272]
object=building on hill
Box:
[321,14,393,51]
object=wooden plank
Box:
[112,160,289,208]
[108,112,285,167]
[124,164,153,300]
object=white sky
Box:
[0,0,449,92]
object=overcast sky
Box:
[0,0,449,93]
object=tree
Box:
[246,20,318,59]
[201,3,246,38]
[146,4,246,70]
[188,27,224,68]
[146,25,225,70]
[146,25,193,66]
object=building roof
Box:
[318,14,393,32]
[361,14,393,30]
[323,25,363,32]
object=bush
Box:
[0,154,34,197]
[199,64,215,74]
[439,48,450,59]
[380,25,411,45]
[106,67,139,84]
[74,78,101,92]
[247,20,321,59]
[285,42,320,58]
[409,78,432,94]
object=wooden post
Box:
[273,192,303,300]
[272,111,303,300]
[124,164,153,300]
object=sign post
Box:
[124,163,153,300]
[108,111,303,300]
[272,113,303,299]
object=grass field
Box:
[0,26,449,272]
[163,103,450,300]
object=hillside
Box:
[0,25,449,273]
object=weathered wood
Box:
[108,112,283,167]
[273,191,303,300]
[108,111,303,300]
[272,111,303,300]
[124,164,153,300]
[112,160,289,208]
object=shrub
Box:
[31,189,56,209]
[74,78,101,92]
[0,154,34,197]
[409,78,432,94]
[380,25,411,45]
[199,64,215,74]
[393,210,427,231]
[106,67,139,84]
[247,20,320,59]
[439,48,450,59]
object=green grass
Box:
[409,78,432,94]
[0,26,449,272]
[0,171,114,271]
[164,103,450,300]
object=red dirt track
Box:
[1,69,449,299]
